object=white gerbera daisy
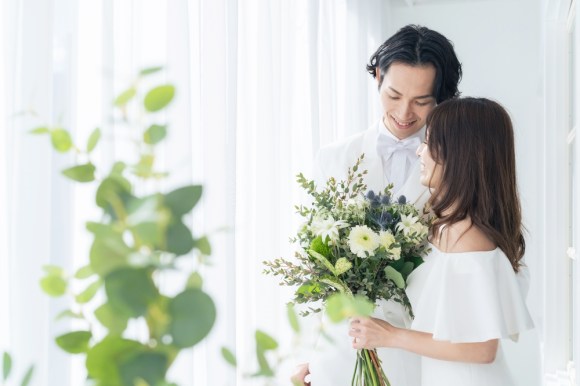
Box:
[396,214,419,236]
[348,225,379,258]
[378,230,396,250]
[310,215,349,243]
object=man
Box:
[292,25,462,386]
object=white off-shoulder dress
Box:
[406,245,534,386]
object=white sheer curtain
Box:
[0,0,388,384]
[235,0,387,383]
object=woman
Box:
[349,97,534,386]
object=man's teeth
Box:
[394,118,414,127]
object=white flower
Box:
[346,195,368,211]
[389,246,402,260]
[396,214,419,236]
[310,215,349,243]
[410,222,428,238]
[348,225,380,258]
[378,230,396,250]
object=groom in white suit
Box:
[293,25,462,386]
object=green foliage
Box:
[220,347,237,367]
[1,352,34,386]
[144,85,175,112]
[264,155,432,316]
[36,69,215,386]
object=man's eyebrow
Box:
[388,87,434,100]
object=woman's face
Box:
[416,137,443,188]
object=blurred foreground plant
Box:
[35,67,214,386]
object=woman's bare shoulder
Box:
[440,220,496,253]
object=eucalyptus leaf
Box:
[3,352,12,381]
[50,129,73,153]
[86,336,142,384]
[40,275,67,297]
[143,124,167,145]
[119,351,168,386]
[55,331,92,354]
[29,127,50,135]
[62,163,96,183]
[74,264,94,279]
[195,236,211,255]
[87,128,101,152]
[56,310,84,320]
[134,154,155,178]
[20,365,34,386]
[105,268,159,317]
[221,347,237,367]
[165,220,194,256]
[95,303,129,335]
[186,272,203,289]
[114,88,136,107]
[163,185,202,217]
[168,288,216,348]
[144,85,175,112]
[75,279,102,304]
[89,234,131,276]
[139,66,163,76]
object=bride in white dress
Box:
[349,97,534,386]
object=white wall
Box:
[385,1,543,385]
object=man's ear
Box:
[376,67,381,84]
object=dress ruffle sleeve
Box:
[407,248,534,343]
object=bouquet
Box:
[263,154,431,386]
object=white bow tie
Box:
[376,134,421,190]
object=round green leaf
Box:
[105,268,159,317]
[86,127,101,152]
[144,85,175,112]
[62,163,96,183]
[168,288,216,348]
[164,185,202,217]
[86,336,141,384]
[143,124,167,145]
[186,272,203,289]
[55,331,92,354]
[165,220,194,256]
[40,275,67,297]
[50,129,73,153]
[89,234,131,276]
[119,351,168,386]
[114,88,137,107]
[95,303,129,335]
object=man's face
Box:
[379,62,437,140]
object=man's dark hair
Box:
[367,25,462,103]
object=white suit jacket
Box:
[314,120,430,210]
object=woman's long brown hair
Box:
[426,97,525,272]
